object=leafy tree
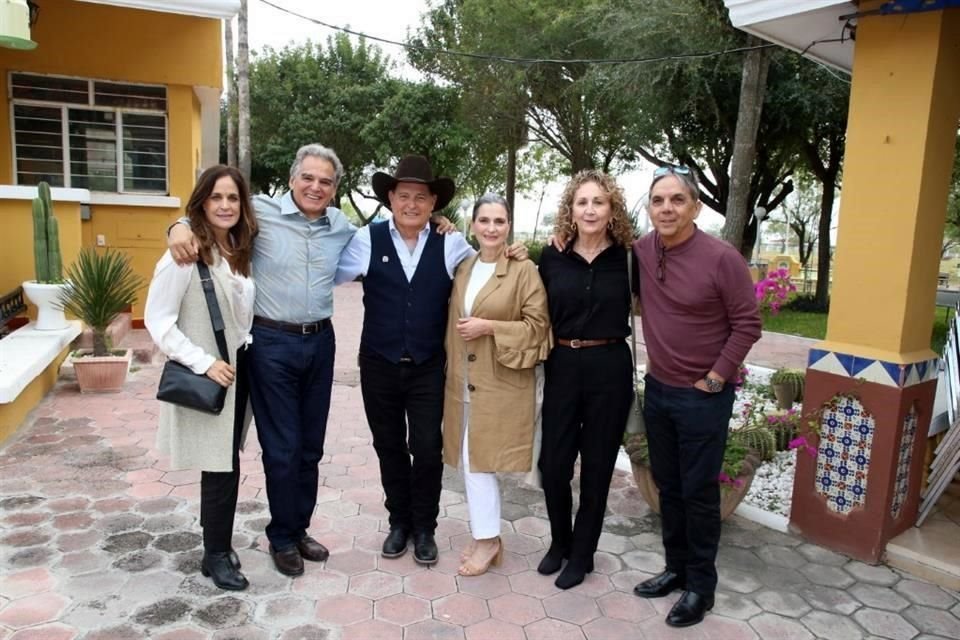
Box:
[772,177,820,268]
[941,133,960,258]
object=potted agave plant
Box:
[21,182,69,331]
[58,248,143,392]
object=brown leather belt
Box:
[557,338,620,349]
[254,315,331,335]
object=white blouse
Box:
[144,249,255,375]
[461,259,496,404]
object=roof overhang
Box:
[724,0,856,72]
[77,0,240,19]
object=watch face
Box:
[705,377,723,392]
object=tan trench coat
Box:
[442,252,552,473]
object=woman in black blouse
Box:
[537,170,634,589]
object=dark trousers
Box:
[643,374,735,595]
[539,342,632,564]
[359,349,444,534]
[200,347,249,552]
[248,323,335,550]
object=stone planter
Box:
[772,382,796,410]
[21,280,69,331]
[630,454,760,520]
[71,349,131,393]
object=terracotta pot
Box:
[71,349,131,393]
[631,455,758,520]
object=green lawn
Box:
[763,307,950,354]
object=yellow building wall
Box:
[824,5,960,362]
[0,0,222,319]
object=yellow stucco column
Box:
[792,4,960,562]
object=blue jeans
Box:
[643,374,735,595]
[248,323,335,550]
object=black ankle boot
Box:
[554,556,594,590]
[537,545,569,575]
[202,550,249,591]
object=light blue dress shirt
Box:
[251,192,356,323]
[334,217,475,285]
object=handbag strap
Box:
[197,261,230,365]
[627,248,639,386]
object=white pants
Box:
[462,405,501,539]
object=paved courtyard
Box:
[1,284,959,639]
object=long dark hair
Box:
[185,165,258,277]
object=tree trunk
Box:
[815,181,835,307]
[506,145,517,244]
[224,16,237,167]
[237,0,251,182]
[721,38,771,257]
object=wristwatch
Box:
[703,376,724,393]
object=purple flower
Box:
[788,436,808,450]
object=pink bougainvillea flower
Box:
[788,436,808,450]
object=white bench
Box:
[0,321,81,403]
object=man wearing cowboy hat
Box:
[336,154,525,565]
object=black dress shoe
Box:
[297,535,330,562]
[270,544,305,577]
[412,532,438,565]
[201,551,249,591]
[554,556,594,590]
[633,570,686,598]
[666,591,714,627]
[228,548,241,570]
[382,527,410,558]
[536,545,569,576]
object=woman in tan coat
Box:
[443,193,552,577]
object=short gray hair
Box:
[289,144,344,183]
[649,166,700,202]
[471,193,511,221]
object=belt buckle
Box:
[302,322,317,335]
[569,339,582,349]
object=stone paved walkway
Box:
[1,284,959,639]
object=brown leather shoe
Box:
[269,545,304,577]
[297,535,330,562]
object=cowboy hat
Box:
[371,155,456,212]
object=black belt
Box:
[557,338,620,349]
[253,315,331,335]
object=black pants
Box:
[200,347,249,552]
[539,342,632,564]
[248,324,335,550]
[643,374,735,595]
[359,349,444,534]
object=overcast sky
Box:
[243,0,724,234]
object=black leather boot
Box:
[201,550,249,591]
[537,544,569,576]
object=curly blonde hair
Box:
[553,170,633,248]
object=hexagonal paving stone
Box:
[525,617,586,640]
[698,616,760,640]
[465,618,524,640]
[404,570,458,601]
[0,567,55,599]
[799,564,854,588]
[404,619,465,640]
[749,612,815,640]
[755,545,807,570]
[894,580,958,609]
[797,584,863,616]
[512,516,550,538]
[0,592,70,628]
[596,591,656,623]
[487,592,545,626]
[374,593,431,626]
[350,572,403,601]
[844,562,900,587]
[342,619,403,640]
[901,604,960,638]
[620,549,665,573]
[852,607,920,640]
[800,610,865,640]
[508,570,562,599]
[796,543,850,567]
[718,567,763,594]
[433,593,489,627]
[457,572,511,600]
[254,595,315,628]
[850,584,910,611]
[314,593,373,626]
[542,591,601,625]
[581,616,637,640]
[325,549,378,576]
[713,591,764,620]
[754,590,812,618]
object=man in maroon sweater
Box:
[631,167,761,627]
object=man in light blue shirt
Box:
[170,144,355,578]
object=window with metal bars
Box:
[10,72,168,194]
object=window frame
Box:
[9,71,170,195]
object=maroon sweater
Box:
[633,228,761,387]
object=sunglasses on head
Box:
[653,165,692,178]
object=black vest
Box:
[360,221,452,363]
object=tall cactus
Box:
[31,181,62,283]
